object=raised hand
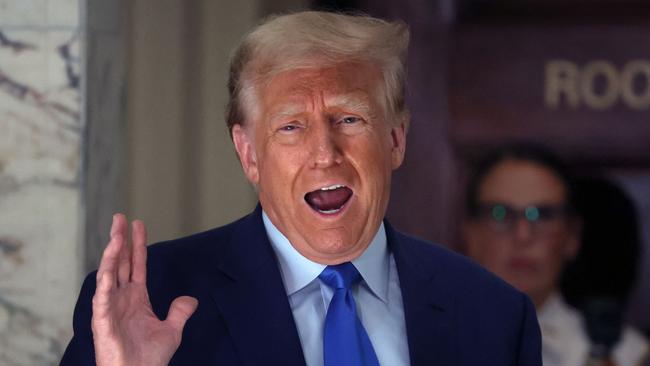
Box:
[91,214,198,366]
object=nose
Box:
[309,121,343,168]
[512,218,534,244]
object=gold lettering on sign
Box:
[545,59,650,110]
[581,61,618,110]
[620,60,650,109]
[545,61,580,109]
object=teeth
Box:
[318,208,342,214]
[319,184,345,191]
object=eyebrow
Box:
[326,94,372,115]
[268,104,304,122]
[268,94,373,121]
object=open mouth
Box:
[304,184,353,215]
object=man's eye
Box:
[341,116,361,124]
[279,125,298,132]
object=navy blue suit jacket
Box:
[61,206,542,365]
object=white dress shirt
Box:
[538,292,649,366]
[262,211,410,366]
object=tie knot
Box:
[319,262,361,290]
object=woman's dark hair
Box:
[465,143,576,216]
[561,176,641,308]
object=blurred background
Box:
[0,0,649,364]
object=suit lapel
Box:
[203,211,457,365]
[387,222,458,365]
[209,206,306,366]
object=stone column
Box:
[0,0,83,364]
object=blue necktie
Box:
[319,263,380,366]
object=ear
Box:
[390,120,407,169]
[232,124,259,185]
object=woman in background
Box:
[462,144,648,365]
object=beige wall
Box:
[125,0,307,243]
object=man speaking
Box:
[61,11,541,366]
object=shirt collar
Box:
[537,292,568,327]
[351,222,389,303]
[262,211,390,303]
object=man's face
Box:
[232,62,406,264]
[464,159,579,306]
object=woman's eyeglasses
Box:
[471,203,571,235]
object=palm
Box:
[91,215,198,366]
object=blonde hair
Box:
[226,11,410,136]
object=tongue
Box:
[305,187,353,212]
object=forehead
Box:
[478,159,568,205]
[258,62,383,113]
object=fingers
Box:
[96,214,127,287]
[110,213,124,237]
[165,296,199,336]
[131,220,148,284]
[117,219,132,286]
[97,214,148,289]
[92,272,114,317]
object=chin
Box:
[305,232,365,261]
[313,234,353,253]
[510,279,541,296]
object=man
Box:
[463,145,648,365]
[62,11,541,365]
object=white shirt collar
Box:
[262,210,390,303]
[537,292,567,326]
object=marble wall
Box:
[0,0,82,364]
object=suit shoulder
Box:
[391,226,542,363]
[145,211,253,264]
[393,230,526,302]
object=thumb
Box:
[165,296,198,333]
